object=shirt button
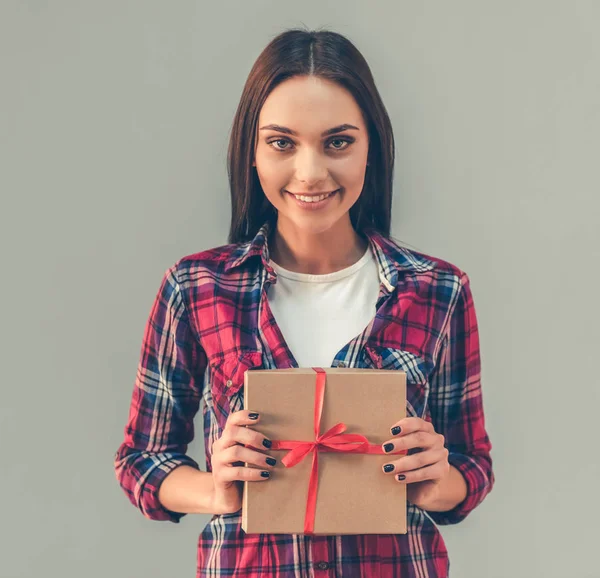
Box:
[226,379,233,387]
[315,561,332,570]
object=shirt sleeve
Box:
[426,272,495,525]
[114,264,206,523]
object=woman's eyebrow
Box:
[258,123,360,137]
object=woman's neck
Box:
[268,218,368,275]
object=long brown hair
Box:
[227,27,396,245]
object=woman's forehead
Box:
[258,76,365,133]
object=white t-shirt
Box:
[267,246,380,368]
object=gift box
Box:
[241,367,407,535]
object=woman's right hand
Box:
[210,409,275,515]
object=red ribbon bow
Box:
[270,367,405,534]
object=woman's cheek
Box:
[333,156,367,192]
[255,158,287,195]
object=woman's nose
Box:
[293,148,329,184]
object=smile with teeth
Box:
[289,190,339,203]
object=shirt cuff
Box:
[426,452,493,525]
[138,454,200,523]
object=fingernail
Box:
[262,439,272,449]
[249,412,259,420]
[391,426,401,435]
[266,457,277,466]
[383,464,395,473]
[396,474,406,481]
[383,443,394,453]
[261,471,270,478]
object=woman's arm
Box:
[425,272,495,524]
[413,464,467,512]
[157,466,217,515]
[114,265,207,522]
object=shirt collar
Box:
[223,220,432,293]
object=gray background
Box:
[2,1,599,577]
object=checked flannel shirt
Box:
[114,219,494,577]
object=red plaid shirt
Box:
[114,220,494,577]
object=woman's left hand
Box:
[381,417,450,509]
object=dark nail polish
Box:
[396,474,406,481]
[266,457,277,466]
[383,443,394,453]
[249,412,259,420]
[260,471,270,478]
[383,464,395,473]
[262,439,272,449]
[391,426,401,435]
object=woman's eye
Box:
[266,137,353,152]
[329,138,350,150]
[270,139,291,151]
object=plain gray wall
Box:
[2,1,599,577]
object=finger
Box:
[394,461,450,484]
[214,465,272,483]
[216,444,277,470]
[219,424,272,452]
[389,417,434,437]
[227,409,261,427]
[381,448,448,475]
[382,431,442,454]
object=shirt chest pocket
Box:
[363,344,431,421]
[207,350,264,427]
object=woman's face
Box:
[253,75,370,236]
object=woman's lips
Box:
[285,189,340,210]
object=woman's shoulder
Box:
[381,237,478,322]
[381,234,469,282]
[177,241,243,267]
[165,239,254,285]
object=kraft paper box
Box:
[241,367,407,535]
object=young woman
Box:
[115,28,494,578]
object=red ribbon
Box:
[270,367,406,535]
